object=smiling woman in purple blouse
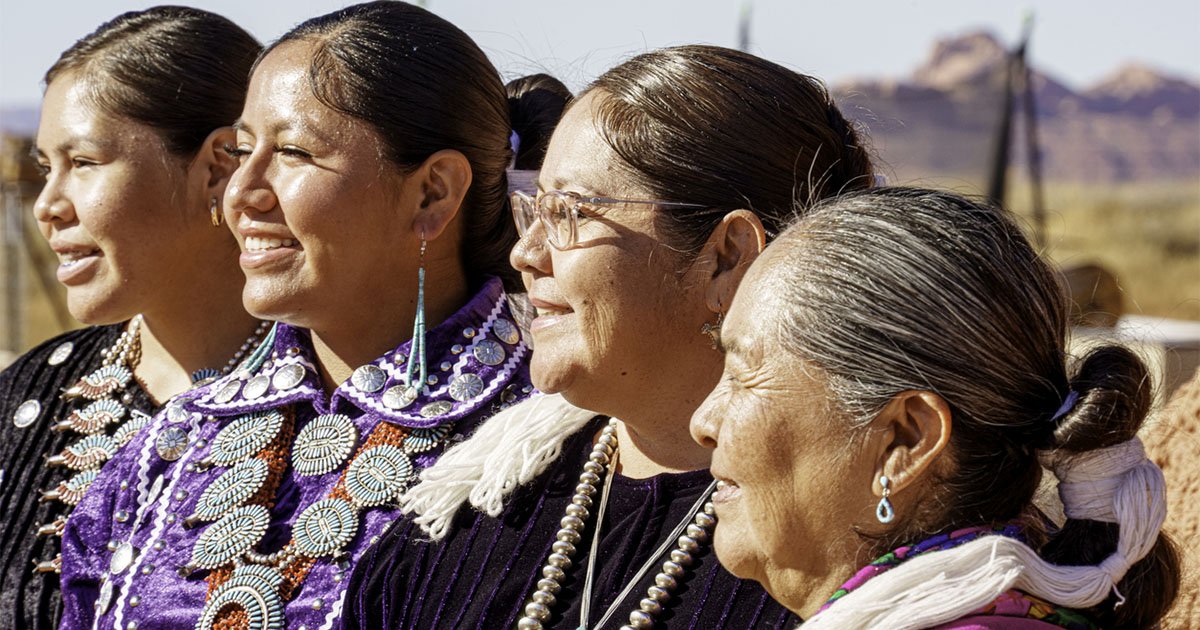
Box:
[345,45,875,629]
[58,2,566,628]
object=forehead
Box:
[37,73,167,155]
[539,90,636,196]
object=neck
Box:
[135,287,258,405]
[311,258,470,393]
[612,406,712,478]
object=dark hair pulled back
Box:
[266,1,557,291]
[506,74,572,171]
[770,187,1179,628]
[584,44,875,258]
[45,5,261,156]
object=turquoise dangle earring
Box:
[876,475,895,524]
[404,237,428,395]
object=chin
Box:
[65,288,134,326]
[711,522,763,583]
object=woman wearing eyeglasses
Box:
[346,45,875,628]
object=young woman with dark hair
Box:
[346,44,874,629]
[0,8,263,628]
[692,187,1180,629]
[59,3,565,628]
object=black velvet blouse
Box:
[346,418,800,629]
[0,325,156,630]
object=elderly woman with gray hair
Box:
[691,187,1180,629]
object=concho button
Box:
[208,411,285,466]
[242,373,270,400]
[419,400,453,418]
[48,341,74,366]
[191,459,269,522]
[381,385,417,410]
[109,541,136,575]
[492,319,520,345]
[13,399,41,428]
[350,365,387,393]
[190,505,270,569]
[345,445,413,507]
[155,427,190,462]
[472,339,506,366]
[292,414,358,476]
[293,498,359,557]
[166,402,191,424]
[448,373,485,402]
[212,380,241,404]
[271,363,306,391]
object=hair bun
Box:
[1050,345,1151,453]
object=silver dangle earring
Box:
[403,237,428,395]
[876,475,895,524]
[210,196,223,227]
[700,312,724,349]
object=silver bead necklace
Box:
[516,420,719,630]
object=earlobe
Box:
[412,149,472,241]
[703,210,767,314]
[873,391,953,494]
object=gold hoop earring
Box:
[210,196,223,227]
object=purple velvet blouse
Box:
[59,278,533,630]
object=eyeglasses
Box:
[510,189,710,250]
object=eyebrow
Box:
[31,135,118,159]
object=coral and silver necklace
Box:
[516,420,719,630]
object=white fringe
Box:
[398,393,596,540]
[806,438,1167,629]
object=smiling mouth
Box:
[244,236,298,252]
[56,249,101,267]
[534,305,573,317]
[713,478,740,504]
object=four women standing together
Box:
[1,1,1180,629]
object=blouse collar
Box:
[187,277,529,428]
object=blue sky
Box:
[2,0,1198,111]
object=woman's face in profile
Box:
[225,41,416,328]
[509,90,715,406]
[689,246,876,608]
[32,72,210,325]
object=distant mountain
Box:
[833,31,1200,183]
[0,106,38,137]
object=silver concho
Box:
[208,411,285,466]
[472,339,506,366]
[155,426,191,462]
[212,380,242,404]
[191,459,269,522]
[293,414,357,476]
[293,498,358,557]
[13,399,41,428]
[381,385,418,410]
[195,564,285,630]
[48,341,74,366]
[242,374,271,400]
[402,424,453,454]
[344,445,412,507]
[350,364,387,393]
[109,541,136,575]
[166,401,192,423]
[448,373,485,402]
[492,318,520,345]
[419,401,453,418]
[271,363,306,391]
[190,505,270,570]
[114,411,152,447]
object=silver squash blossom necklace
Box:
[516,419,719,630]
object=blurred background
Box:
[2,0,1198,381]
